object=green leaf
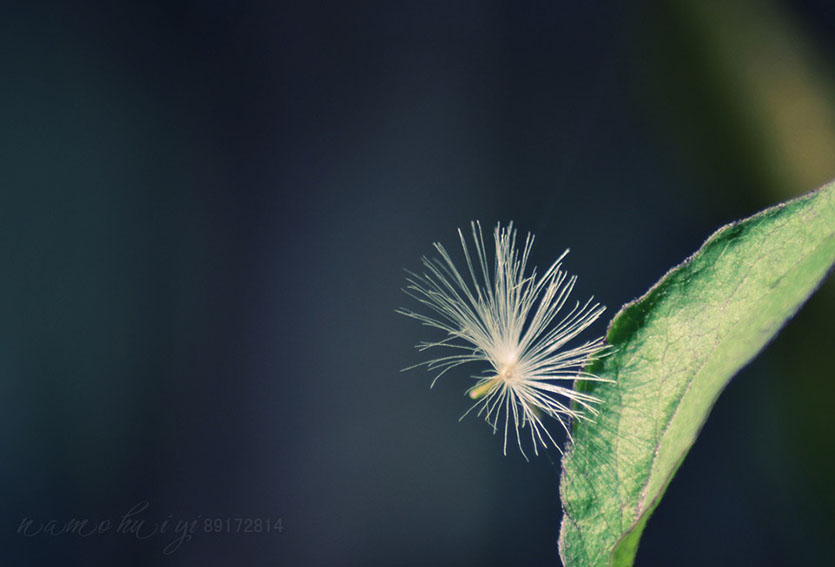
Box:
[559,181,835,567]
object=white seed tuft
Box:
[398,221,611,459]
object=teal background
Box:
[1,1,833,565]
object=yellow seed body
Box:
[469,379,498,400]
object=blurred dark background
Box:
[1,1,833,565]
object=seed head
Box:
[398,221,610,458]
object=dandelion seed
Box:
[398,221,611,459]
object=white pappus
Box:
[398,221,611,459]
